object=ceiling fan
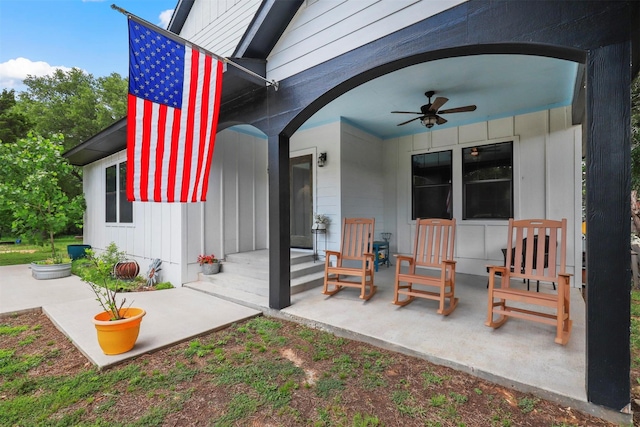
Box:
[392,91,477,128]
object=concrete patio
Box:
[0,264,261,369]
[1,258,624,423]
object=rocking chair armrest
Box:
[325,250,341,257]
[363,252,375,260]
[395,255,414,264]
[487,265,507,274]
[443,259,457,266]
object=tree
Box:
[0,133,85,258]
[0,89,32,144]
[10,69,127,224]
[15,68,127,151]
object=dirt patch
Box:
[0,311,627,426]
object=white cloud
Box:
[0,57,74,91]
[159,9,174,29]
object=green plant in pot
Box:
[0,133,85,279]
[83,242,145,355]
[312,213,331,230]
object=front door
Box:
[290,155,313,248]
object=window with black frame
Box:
[412,151,452,220]
[105,162,133,224]
[462,142,513,220]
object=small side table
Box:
[372,241,391,272]
[312,228,327,262]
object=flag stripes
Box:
[126,18,223,203]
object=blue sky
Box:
[0,0,177,92]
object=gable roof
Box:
[64,0,302,166]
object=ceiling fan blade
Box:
[438,105,477,114]
[391,111,422,114]
[436,115,448,125]
[397,116,423,126]
[428,97,448,112]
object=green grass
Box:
[0,325,29,336]
[0,312,627,426]
[422,369,446,387]
[391,389,426,417]
[517,396,539,414]
[0,236,78,266]
[315,375,345,398]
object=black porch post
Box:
[585,42,631,410]
[268,133,291,309]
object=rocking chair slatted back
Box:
[507,219,565,283]
[322,217,377,301]
[414,218,456,268]
[392,217,458,315]
[486,218,572,344]
[340,218,375,262]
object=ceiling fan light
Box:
[421,116,437,128]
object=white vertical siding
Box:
[82,127,269,286]
[383,106,582,285]
[382,133,399,254]
[179,0,262,56]
[290,121,341,250]
[268,0,465,81]
[202,128,268,265]
[82,152,184,288]
[515,111,548,218]
[340,122,385,239]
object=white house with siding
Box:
[66,0,638,412]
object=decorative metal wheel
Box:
[146,258,162,287]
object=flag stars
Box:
[129,20,188,109]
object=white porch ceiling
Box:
[300,54,579,139]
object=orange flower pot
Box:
[92,308,146,355]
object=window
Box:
[106,162,133,223]
[462,142,513,220]
[412,151,452,220]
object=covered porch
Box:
[185,249,593,418]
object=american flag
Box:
[127,17,223,202]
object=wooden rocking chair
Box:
[323,218,376,300]
[486,218,572,345]
[393,218,458,315]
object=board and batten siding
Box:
[267,0,465,82]
[290,120,385,254]
[83,127,269,286]
[195,127,269,278]
[386,106,582,285]
[82,151,183,287]
[178,0,262,57]
[340,122,385,239]
[290,121,341,255]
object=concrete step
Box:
[198,250,324,297]
[224,249,313,266]
[197,269,325,296]
[218,260,267,279]
[291,260,324,279]
[291,270,325,295]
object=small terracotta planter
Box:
[92,308,145,355]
